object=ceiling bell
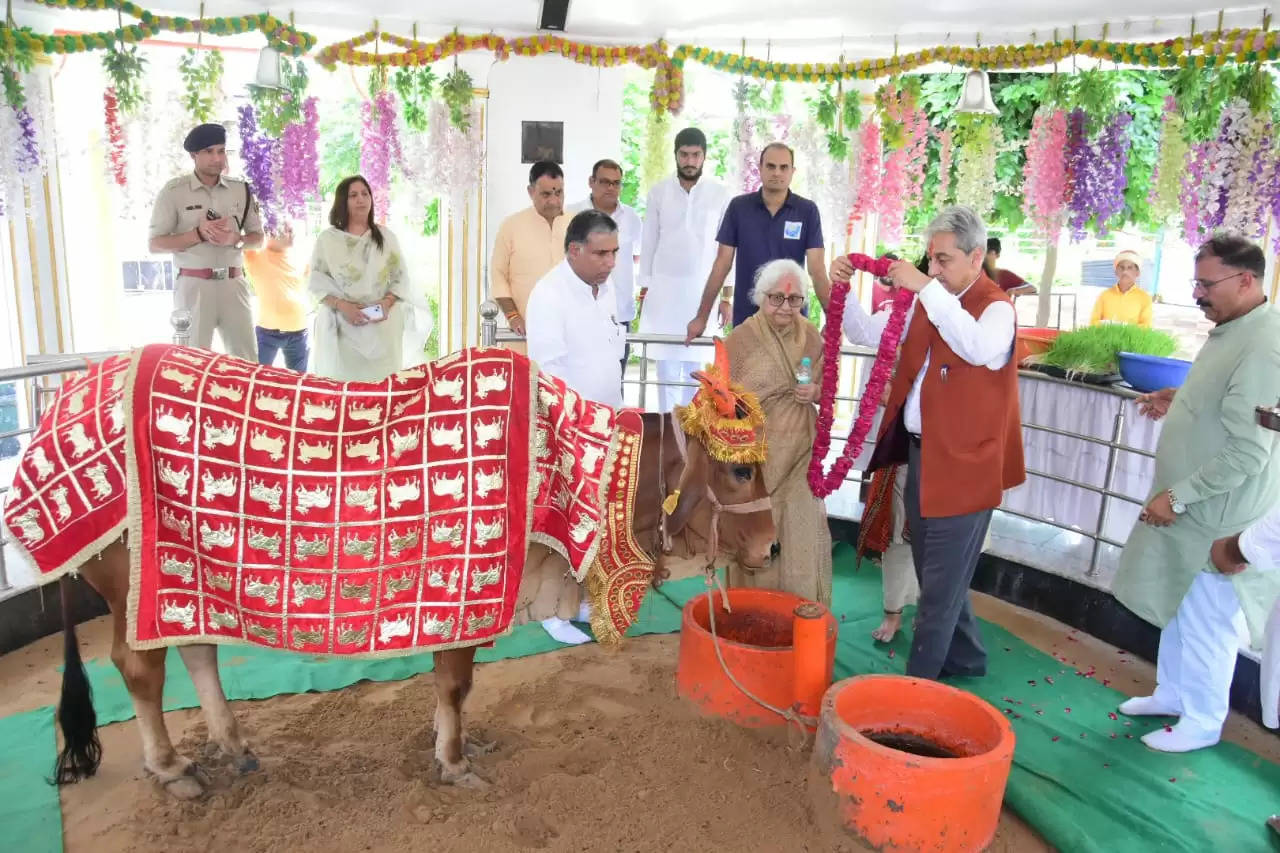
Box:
[253,46,284,90]
[954,69,999,115]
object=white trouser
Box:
[883,464,919,612]
[655,360,699,412]
[1152,572,1246,736]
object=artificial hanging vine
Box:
[101,43,147,114]
[439,66,474,131]
[393,66,435,132]
[178,48,223,122]
[248,55,308,137]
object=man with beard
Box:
[636,128,730,410]
[685,142,832,341]
[1113,235,1280,752]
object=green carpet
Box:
[2,545,1277,852]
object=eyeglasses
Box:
[592,178,623,188]
[766,293,806,308]
[1192,271,1245,291]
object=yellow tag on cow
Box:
[662,490,681,516]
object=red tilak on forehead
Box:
[780,278,798,295]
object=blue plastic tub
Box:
[1117,351,1192,393]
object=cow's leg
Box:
[432,646,485,787]
[177,644,258,773]
[81,541,208,799]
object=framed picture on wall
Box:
[521,121,564,163]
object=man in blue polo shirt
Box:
[685,142,831,341]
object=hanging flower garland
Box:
[1146,96,1188,226]
[808,255,914,499]
[279,96,319,219]
[849,120,881,224]
[359,89,398,224]
[1180,140,1213,246]
[178,48,223,123]
[101,43,147,115]
[874,84,929,243]
[642,107,670,197]
[0,71,52,217]
[935,128,953,204]
[1213,99,1272,240]
[953,113,1000,216]
[102,87,127,186]
[237,103,279,232]
[1065,108,1132,239]
[423,99,484,213]
[1021,108,1068,243]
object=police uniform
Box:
[148,125,262,359]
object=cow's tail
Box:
[53,575,101,783]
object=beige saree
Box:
[725,314,833,605]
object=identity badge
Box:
[783,220,803,240]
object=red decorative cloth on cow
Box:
[2,355,131,577]
[5,345,654,653]
[122,344,633,655]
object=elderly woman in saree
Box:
[724,258,833,605]
[309,175,430,382]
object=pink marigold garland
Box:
[808,253,914,499]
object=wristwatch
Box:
[1167,489,1187,515]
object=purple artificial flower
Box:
[237,104,279,232]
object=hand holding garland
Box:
[808,253,914,499]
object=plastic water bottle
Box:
[796,356,812,385]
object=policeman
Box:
[148,123,263,359]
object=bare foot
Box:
[871,612,902,644]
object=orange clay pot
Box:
[810,675,1016,852]
[676,588,836,729]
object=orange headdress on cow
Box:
[676,338,767,465]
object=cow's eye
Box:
[732,466,753,481]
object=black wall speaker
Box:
[538,0,570,31]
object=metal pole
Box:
[1088,406,1126,577]
[0,527,8,592]
[638,341,649,410]
[478,299,498,347]
[171,309,193,347]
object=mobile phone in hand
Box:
[360,304,384,321]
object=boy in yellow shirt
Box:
[243,223,310,371]
[1090,250,1153,327]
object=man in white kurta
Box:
[526,210,625,409]
[566,159,642,381]
[637,127,730,411]
[1113,236,1280,752]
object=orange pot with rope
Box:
[676,587,836,730]
[809,674,1016,852]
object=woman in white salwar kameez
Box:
[309,175,428,382]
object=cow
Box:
[43,358,776,798]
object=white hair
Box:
[925,205,988,255]
[749,259,810,308]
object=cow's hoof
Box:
[464,738,497,758]
[439,761,489,789]
[157,763,209,800]
[233,749,260,774]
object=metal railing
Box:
[0,310,192,593]
[0,305,1146,595]
[479,299,1151,579]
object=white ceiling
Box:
[21,0,1278,58]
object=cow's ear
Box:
[665,444,708,537]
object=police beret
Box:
[183,123,226,153]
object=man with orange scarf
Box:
[836,206,1025,679]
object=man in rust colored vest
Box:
[842,206,1025,680]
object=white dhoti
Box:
[655,360,699,412]
[636,270,721,413]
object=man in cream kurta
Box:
[490,161,568,344]
[1113,236,1280,752]
[637,127,729,411]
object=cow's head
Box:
[665,340,776,570]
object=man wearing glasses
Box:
[1113,235,1280,753]
[567,160,641,383]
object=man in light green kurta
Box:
[1112,236,1280,753]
